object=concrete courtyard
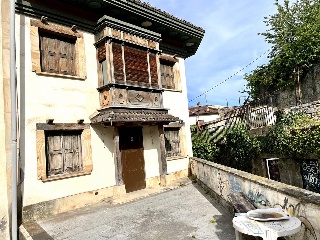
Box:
[24,182,236,240]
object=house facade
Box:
[0,0,204,238]
[189,104,222,125]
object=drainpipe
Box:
[10,0,18,239]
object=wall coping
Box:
[190,157,320,206]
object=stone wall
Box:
[275,64,320,109]
[190,157,320,240]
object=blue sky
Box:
[146,0,278,107]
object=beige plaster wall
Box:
[142,126,161,179]
[0,0,11,238]
[16,15,118,207]
[162,58,193,173]
[190,157,320,240]
[15,13,193,220]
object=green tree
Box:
[245,0,320,98]
[191,126,219,161]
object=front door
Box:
[119,126,146,193]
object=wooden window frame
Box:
[159,55,181,91]
[164,123,186,160]
[36,123,92,182]
[30,19,86,80]
[96,40,161,89]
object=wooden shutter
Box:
[46,133,64,176]
[63,133,82,173]
[160,61,175,89]
[112,43,125,84]
[39,31,76,76]
[124,46,149,87]
[164,128,181,157]
[46,131,82,177]
[149,53,159,88]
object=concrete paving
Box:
[33,183,236,240]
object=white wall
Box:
[163,58,193,170]
[0,0,10,237]
[16,15,117,206]
[189,114,220,125]
[16,14,194,207]
[143,126,161,179]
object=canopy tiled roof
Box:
[189,105,220,117]
[91,108,179,124]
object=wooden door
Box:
[119,126,146,193]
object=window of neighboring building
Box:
[45,130,82,177]
[30,19,86,79]
[164,127,181,158]
[39,31,77,76]
[36,123,92,181]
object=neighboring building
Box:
[0,0,204,238]
[189,104,222,125]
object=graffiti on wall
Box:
[190,159,318,240]
[273,197,317,240]
[247,190,271,207]
[301,160,320,194]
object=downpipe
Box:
[10,0,18,239]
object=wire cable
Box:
[189,48,271,103]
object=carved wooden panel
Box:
[100,89,110,107]
[152,92,161,108]
[112,29,121,39]
[127,90,151,107]
[123,33,148,47]
[148,41,157,49]
[113,88,127,105]
[99,87,163,108]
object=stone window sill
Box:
[40,171,92,182]
[162,88,182,93]
[36,71,86,80]
[166,156,187,161]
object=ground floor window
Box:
[36,123,92,181]
[46,131,83,177]
[164,127,181,158]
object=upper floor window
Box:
[96,40,160,89]
[30,19,86,79]
[39,31,76,76]
[160,60,175,90]
[159,55,180,91]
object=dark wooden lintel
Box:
[36,123,90,130]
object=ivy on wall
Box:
[261,111,320,156]
[191,110,320,173]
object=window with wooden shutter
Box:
[124,46,149,87]
[46,130,82,177]
[164,128,181,158]
[39,31,76,76]
[160,60,175,89]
